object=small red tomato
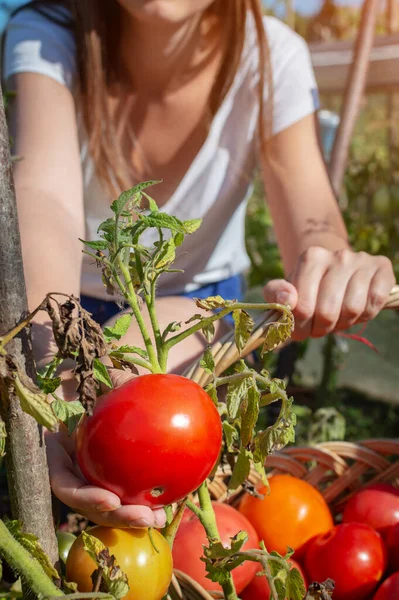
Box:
[239,475,333,557]
[343,484,399,537]
[173,503,259,594]
[386,523,399,573]
[76,374,222,507]
[241,559,307,600]
[372,571,399,599]
[305,523,387,600]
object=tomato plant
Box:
[173,503,259,594]
[372,571,399,599]
[239,474,333,556]
[76,374,222,507]
[66,525,173,600]
[241,559,306,600]
[305,523,387,600]
[56,531,76,564]
[343,484,399,536]
[386,523,399,573]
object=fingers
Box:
[46,431,166,529]
[263,279,298,309]
[274,248,395,341]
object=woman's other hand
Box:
[263,247,395,341]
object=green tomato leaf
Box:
[14,375,58,431]
[205,382,218,406]
[240,385,260,448]
[143,191,159,212]
[36,373,62,395]
[202,321,215,343]
[103,313,133,342]
[139,212,185,233]
[223,421,239,452]
[228,447,252,491]
[200,346,215,375]
[174,232,185,246]
[51,398,85,435]
[226,377,250,419]
[6,520,59,581]
[203,532,248,585]
[253,460,268,487]
[285,567,307,600]
[262,310,294,355]
[112,345,149,359]
[93,359,113,389]
[195,296,235,311]
[111,180,160,216]
[182,218,202,234]
[155,238,176,269]
[233,309,254,355]
[79,239,109,251]
[254,397,296,463]
[0,417,6,458]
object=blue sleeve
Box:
[2,5,76,90]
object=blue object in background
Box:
[318,109,340,161]
[0,1,29,34]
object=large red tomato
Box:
[76,374,222,507]
[239,475,333,557]
[372,572,399,599]
[305,523,387,600]
[66,526,173,600]
[241,559,307,600]
[343,484,399,537]
[173,503,259,594]
[386,523,399,573]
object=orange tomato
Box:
[239,474,333,557]
[66,526,173,600]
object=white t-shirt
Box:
[3,6,319,299]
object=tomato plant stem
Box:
[0,520,63,597]
[165,303,290,350]
[117,256,162,373]
[195,483,239,600]
[162,499,187,548]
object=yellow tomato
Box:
[66,526,173,600]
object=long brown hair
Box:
[26,0,272,195]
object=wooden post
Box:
[329,0,380,195]
[387,0,399,149]
[0,85,58,563]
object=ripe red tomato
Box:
[386,523,399,573]
[66,526,173,600]
[173,503,259,594]
[343,484,399,537]
[239,475,333,557]
[305,523,387,600]
[241,559,307,600]
[76,374,222,507]
[372,572,399,600]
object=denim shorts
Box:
[80,274,245,327]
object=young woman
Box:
[3,0,395,529]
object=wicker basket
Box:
[169,288,399,599]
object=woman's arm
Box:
[8,72,85,365]
[262,113,395,340]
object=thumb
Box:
[263,279,298,310]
